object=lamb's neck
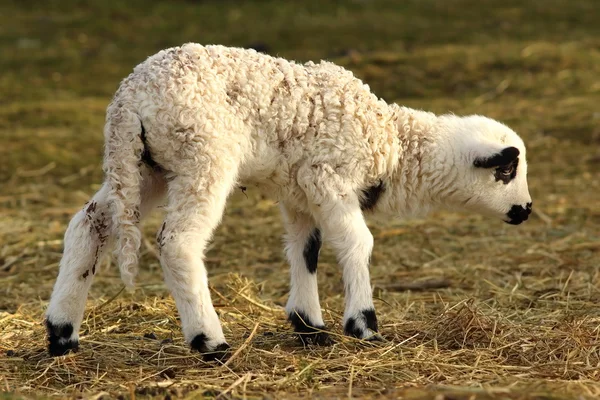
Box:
[378,105,451,218]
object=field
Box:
[1,0,600,398]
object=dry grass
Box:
[1,0,600,398]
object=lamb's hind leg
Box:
[158,171,237,362]
[280,203,332,345]
[46,170,166,356]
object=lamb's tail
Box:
[103,103,145,288]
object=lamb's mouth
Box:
[505,202,532,225]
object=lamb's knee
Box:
[336,230,373,268]
[157,227,204,263]
[50,197,113,288]
[157,209,215,259]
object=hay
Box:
[1,178,599,399]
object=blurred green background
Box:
[1,0,599,183]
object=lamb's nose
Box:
[506,204,531,225]
[526,202,533,214]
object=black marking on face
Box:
[474,146,520,169]
[140,123,159,169]
[360,180,385,211]
[46,320,79,356]
[474,146,520,184]
[493,157,519,184]
[190,333,231,362]
[344,309,379,338]
[288,310,333,346]
[506,202,532,225]
[303,229,321,274]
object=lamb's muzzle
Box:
[506,202,533,225]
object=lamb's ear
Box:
[474,146,520,168]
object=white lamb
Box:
[45,43,532,360]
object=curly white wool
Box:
[46,44,531,355]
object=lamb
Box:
[45,43,533,361]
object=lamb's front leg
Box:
[280,203,331,345]
[301,168,380,341]
[322,205,379,340]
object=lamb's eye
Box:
[493,160,518,184]
[499,165,514,176]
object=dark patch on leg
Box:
[86,209,108,240]
[91,238,103,276]
[359,180,385,211]
[46,320,79,356]
[190,333,230,362]
[157,222,167,254]
[86,201,97,214]
[91,254,99,276]
[362,309,378,332]
[288,310,333,346]
[190,333,209,352]
[344,309,379,339]
[82,209,109,280]
[91,216,107,277]
[344,317,360,338]
[303,229,321,274]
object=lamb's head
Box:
[434,115,532,225]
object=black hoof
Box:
[344,309,379,340]
[46,320,79,356]
[190,333,230,362]
[202,343,231,362]
[364,333,386,343]
[289,311,334,346]
[298,330,334,346]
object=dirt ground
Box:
[1,0,599,398]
